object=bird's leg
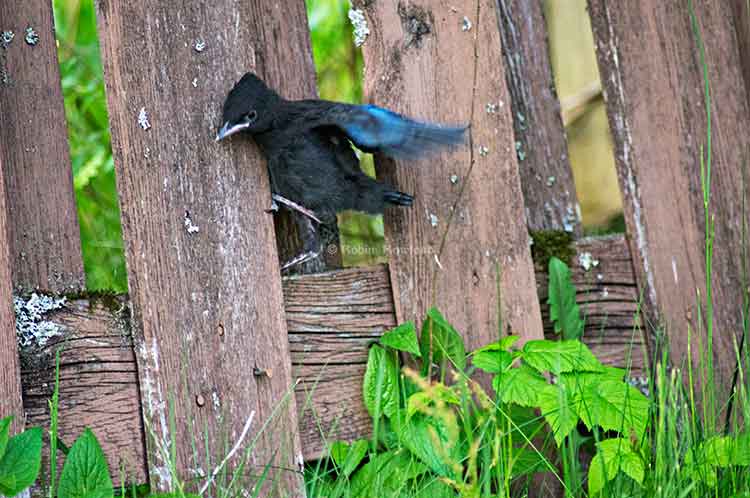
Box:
[269,194,322,225]
[281,216,321,272]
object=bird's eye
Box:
[243,110,258,124]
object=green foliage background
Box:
[52,0,381,291]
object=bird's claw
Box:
[270,194,322,225]
[281,250,320,272]
[265,199,280,214]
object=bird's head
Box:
[215,72,278,141]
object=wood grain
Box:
[589,0,749,406]
[0,0,85,292]
[357,0,544,352]
[0,145,24,432]
[20,298,145,484]
[20,237,645,471]
[733,0,750,110]
[94,2,310,494]
[496,0,581,234]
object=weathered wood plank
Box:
[537,235,645,375]
[284,264,396,456]
[732,0,750,109]
[20,237,645,469]
[20,298,145,483]
[496,0,581,234]
[0,147,23,432]
[0,0,85,292]
[589,0,749,406]
[94,2,310,493]
[357,0,544,352]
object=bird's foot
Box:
[271,194,322,224]
[281,250,320,272]
[265,198,280,214]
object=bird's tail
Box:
[384,190,414,207]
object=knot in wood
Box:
[397,2,432,48]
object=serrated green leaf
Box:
[0,416,12,461]
[474,336,520,355]
[522,340,603,375]
[493,365,549,406]
[0,426,42,497]
[363,345,400,419]
[420,308,466,371]
[548,257,584,339]
[685,433,750,485]
[472,348,513,374]
[499,335,520,351]
[330,439,368,478]
[537,385,579,446]
[588,438,644,495]
[570,378,649,442]
[57,428,113,498]
[381,321,421,357]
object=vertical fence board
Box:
[0,148,23,430]
[496,0,581,234]
[589,1,749,402]
[0,0,85,292]
[357,0,544,349]
[733,0,750,109]
[95,2,307,494]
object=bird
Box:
[215,71,466,270]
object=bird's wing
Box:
[312,103,467,160]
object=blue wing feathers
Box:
[339,104,466,160]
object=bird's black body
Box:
[252,100,413,224]
[216,72,466,268]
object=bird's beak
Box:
[215,121,251,142]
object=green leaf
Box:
[474,336,520,355]
[685,433,750,484]
[588,438,644,495]
[548,257,584,340]
[362,345,400,419]
[522,340,603,375]
[349,451,396,498]
[396,410,460,478]
[58,428,113,498]
[147,494,201,498]
[413,478,455,498]
[419,308,466,371]
[565,376,649,442]
[511,447,547,477]
[0,416,12,460]
[537,385,579,446]
[381,321,421,357]
[472,348,513,374]
[499,335,520,351]
[330,439,368,478]
[493,364,549,406]
[0,427,42,497]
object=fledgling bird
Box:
[215,72,466,270]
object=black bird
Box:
[216,72,466,270]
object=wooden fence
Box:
[0,0,748,496]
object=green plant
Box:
[0,416,43,497]
[308,295,650,497]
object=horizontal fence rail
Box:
[19,235,644,484]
